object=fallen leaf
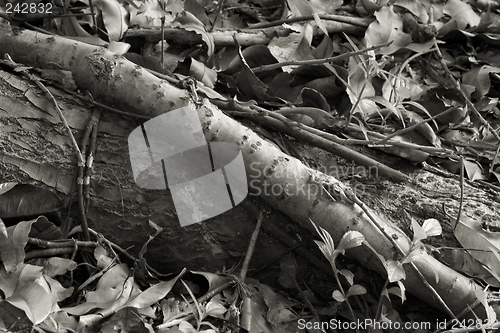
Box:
[452,214,500,277]
[363,6,412,54]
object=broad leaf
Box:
[440,248,500,287]
[463,159,486,181]
[452,214,500,277]
[411,218,428,244]
[462,65,500,100]
[346,284,367,298]
[0,218,38,272]
[443,0,480,30]
[364,6,412,55]
[339,269,354,286]
[332,290,345,302]
[336,230,365,253]
[386,260,406,282]
[421,218,442,237]
[126,268,185,308]
[0,182,17,196]
[95,0,129,41]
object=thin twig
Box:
[375,106,457,145]
[214,101,411,182]
[27,237,96,248]
[239,210,263,282]
[247,14,373,29]
[43,80,152,120]
[85,109,101,213]
[208,0,225,32]
[78,227,171,278]
[489,143,500,175]
[290,274,321,323]
[17,12,96,22]
[25,247,81,260]
[88,0,97,34]
[252,41,392,73]
[77,110,94,242]
[409,262,457,319]
[454,157,464,231]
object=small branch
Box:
[77,110,94,242]
[239,210,263,282]
[85,109,101,213]
[47,81,152,120]
[17,12,96,22]
[27,237,96,248]
[375,106,457,145]
[208,0,225,32]
[25,247,80,260]
[290,274,320,323]
[213,101,410,183]
[343,189,406,257]
[87,0,97,34]
[78,227,170,278]
[248,14,373,29]
[347,124,455,155]
[124,24,366,48]
[454,157,464,231]
[409,262,457,319]
[252,41,392,73]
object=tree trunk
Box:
[0,22,499,320]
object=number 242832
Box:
[6,2,53,14]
